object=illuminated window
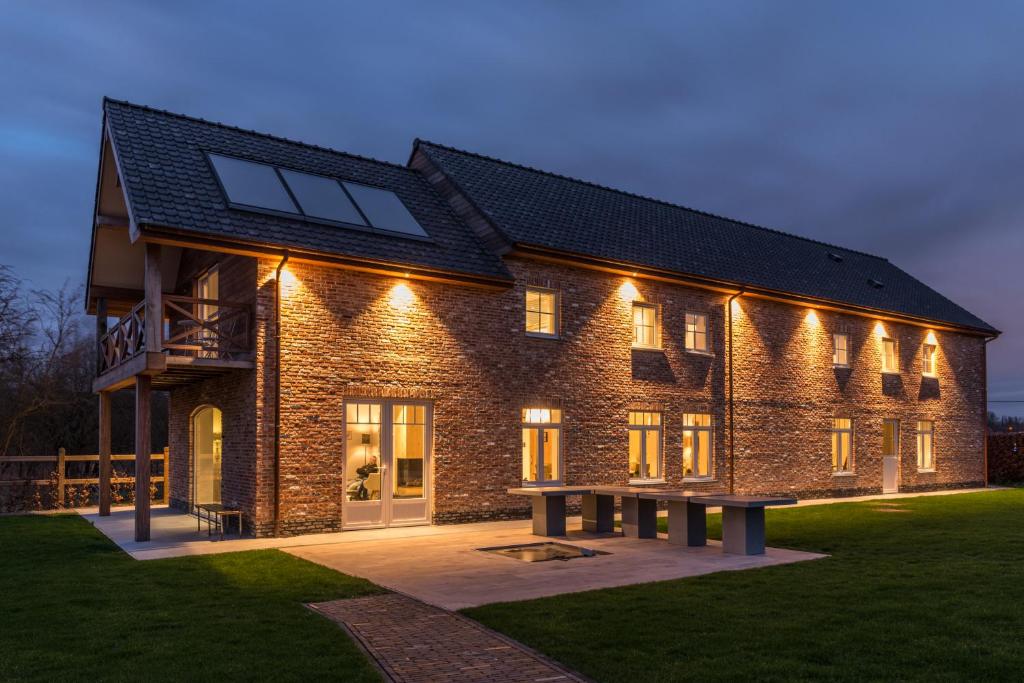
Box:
[685,313,709,352]
[833,333,849,367]
[525,288,558,337]
[882,419,899,458]
[522,408,562,483]
[881,337,899,373]
[922,344,936,376]
[832,418,853,473]
[917,420,935,470]
[628,412,662,480]
[682,413,712,478]
[632,303,658,349]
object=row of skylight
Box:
[207,153,429,238]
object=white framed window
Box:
[522,408,562,483]
[832,418,853,473]
[525,287,558,337]
[881,337,899,373]
[917,420,935,471]
[685,313,709,352]
[632,302,659,349]
[682,413,713,478]
[922,344,936,377]
[628,411,662,480]
[833,333,849,367]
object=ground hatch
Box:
[478,541,608,562]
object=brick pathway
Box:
[310,593,588,682]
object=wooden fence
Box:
[0,448,170,507]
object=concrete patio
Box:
[82,505,824,609]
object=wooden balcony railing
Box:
[98,296,252,376]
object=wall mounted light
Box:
[619,281,640,302]
[389,282,416,310]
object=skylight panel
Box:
[279,169,366,226]
[342,182,428,237]
[208,154,297,213]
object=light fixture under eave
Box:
[805,310,820,326]
[389,282,416,310]
[874,322,887,337]
[619,281,640,302]
[925,330,938,345]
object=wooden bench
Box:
[195,503,244,541]
[690,495,797,555]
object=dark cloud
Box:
[1,1,1021,411]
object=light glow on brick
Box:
[389,282,416,310]
[619,281,640,301]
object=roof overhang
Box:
[510,243,1001,338]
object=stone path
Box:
[310,593,588,682]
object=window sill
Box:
[628,478,666,486]
[684,349,714,357]
[682,477,716,483]
[917,469,936,474]
[881,370,901,376]
[922,373,937,379]
[831,471,856,477]
[833,364,850,370]
[525,332,559,340]
[631,345,664,353]
[521,480,563,487]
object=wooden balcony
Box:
[95,295,255,391]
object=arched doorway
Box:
[192,406,222,507]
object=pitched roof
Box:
[415,140,997,333]
[102,99,511,282]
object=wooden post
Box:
[98,392,112,516]
[56,447,66,508]
[96,297,108,373]
[163,446,170,505]
[135,374,152,542]
[144,243,162,353]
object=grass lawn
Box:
[465,489,1024,682]
[0,514,383,682]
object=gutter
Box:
[273,251,289,537]
[727,289,745,494]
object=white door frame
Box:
[342,399,432,530]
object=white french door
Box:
[343,400,432,529]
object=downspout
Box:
[983,335,995,488]
[726,290,744,494]
[273,251,289,537]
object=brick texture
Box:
[166,249,987,536]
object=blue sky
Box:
[2,1,1022,414]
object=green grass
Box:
[465,489,1024,682]
[0,514,383,682]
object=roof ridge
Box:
[415,138,888,262]
[103,96,413,172]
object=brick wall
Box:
[731,297,986,498]
[166,250,988,536]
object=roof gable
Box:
[101,99,511,282]
[415,140,996,333]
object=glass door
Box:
[882,419,900,493]
[343,400,431,529]
[193,406,222,507]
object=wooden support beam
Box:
[98,392,112,516]
[144,242,162,353]
[95,297,108,374]
[134,374,152,542]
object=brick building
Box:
[86,100,998,540]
